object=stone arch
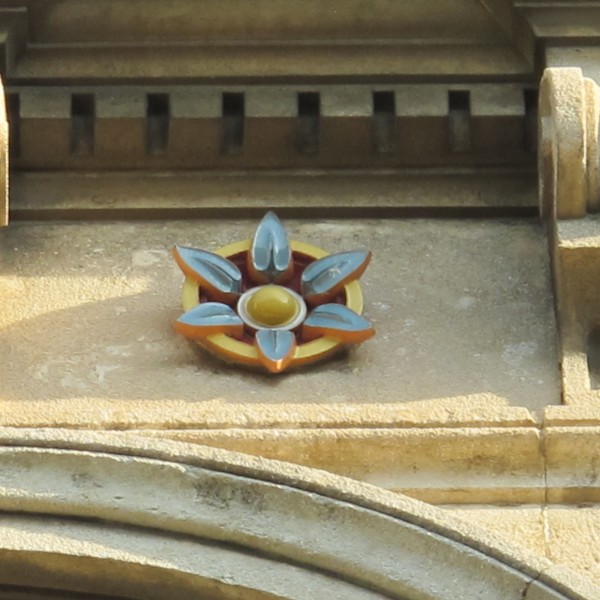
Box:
[0,430,593,600]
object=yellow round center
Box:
[246,285,299,327]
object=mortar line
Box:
[540,417,552,563]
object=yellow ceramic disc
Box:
[246,285,300,327]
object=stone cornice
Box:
[0,1,535,82]
[0,1,594,83]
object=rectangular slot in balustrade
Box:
[524,88,538,153]
[146,93,170,155]
[222,92,245,154]
[7,93,20,157]
[588,326,600,389]
[297,92,320,155]
[70,93,95,156]
[372,91,395,154]
[448,90,471,153]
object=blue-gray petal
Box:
[301,250,371,304]
[173,246,242,300]
[249,211,292,283]
[175,302,244,338]
[302,304,375,342]
[255,329,296,372]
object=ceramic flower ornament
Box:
[172,212,375,373]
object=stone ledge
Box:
[0,218,559,410]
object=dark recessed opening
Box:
[448,90,470,113]
[146,93,170,155]
[372,91,396,154]
[297,92,320,155]
[7,93,20,158]
[524,88,538,154]
[298,92,320,118]
[588,327,600,389]
[70,93,95,156]
[222,92,245,154]
[448,90,471,153]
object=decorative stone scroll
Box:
[539,67,600,220]
[539,67,600,405]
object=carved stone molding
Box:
[0,429,595,599]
